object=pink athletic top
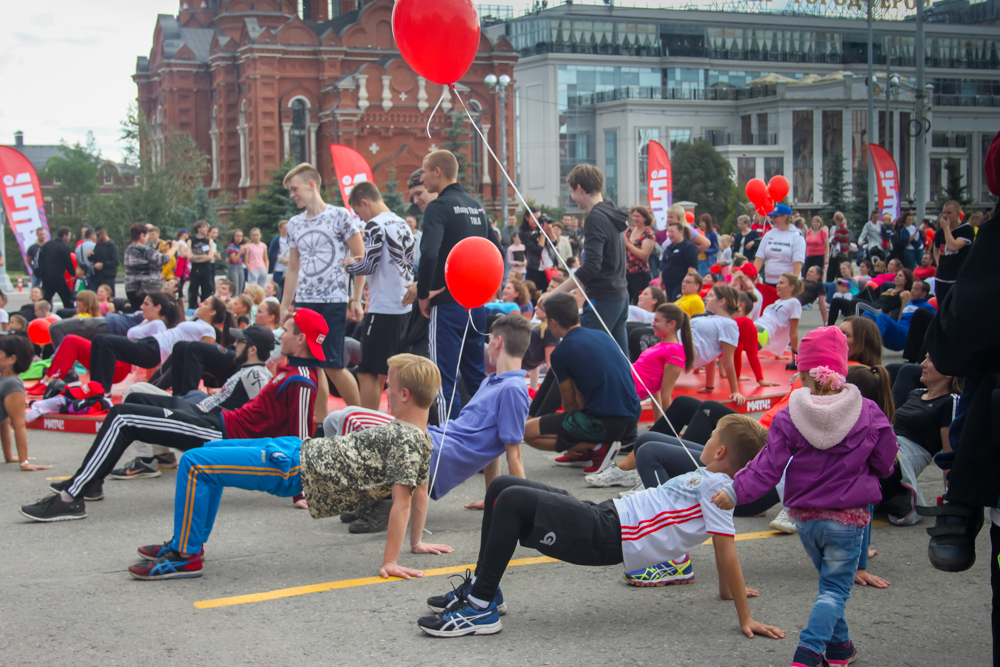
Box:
[805,228,827,257]
[244,242,267,271]
[632,341,685,399]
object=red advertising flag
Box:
[647,140,672,230]
[329,144,374,214]
[868,144,901,222]
[0,147,50,275]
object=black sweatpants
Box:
[89,335,161,392]
[66,393,224,498]
[469,476,623,604]
[528,371,563,418]
[172,340,237,395]
[42,276,75,312]
[633,432,779,517]
[188,263,215,310]
[626,271,651,305]
[649,396,734,445]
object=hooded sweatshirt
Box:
[573,200,629,302]
[731,385,897,511]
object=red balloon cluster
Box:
[745,176,789,216]
[392,0,481,86]
[445,236,505,309]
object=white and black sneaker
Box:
[417,599,502,637]
[109,457,162,480]
[50,478,104,501]
[20,493,86,522]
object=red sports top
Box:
[221,364,317,439]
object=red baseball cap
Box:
[293,308,328,361]
[68,381,105,400]
[986,129,1000,198]
[736,263,758,280]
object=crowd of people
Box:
[3,132,999,665]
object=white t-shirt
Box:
[750,288,764,321]
[757,228,806,284]
[690,314,739,369]
[349,212,415,315]
[613,470,736,573]
[153,320,217,363]
[0,310,8,326]
[126,319,166,341]
[287,204,362,304]
[627,305,656,324]
[756,297,802,355]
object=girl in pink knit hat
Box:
[711,325,898,667]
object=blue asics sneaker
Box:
[417,600,502,637]
[623,554,695,587]
[128,550,203,580]
[426,570,506,615]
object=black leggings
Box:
[802,254,825,277]
[633,433,780,517]
[89,335,161,392]
[171,341,237,395]
[528,371,562,418]
[826,297,857,326]
[188,263,215,310]
[887,362,924,410]
[626,271,651,305]
[649,396,734,444]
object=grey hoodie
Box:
[573,200,629,302]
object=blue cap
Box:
[768,204,793,216]
[177,229,189,235]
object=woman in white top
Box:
[627,286,667,324]
[753,205,806,286]
[88,296,232,393]
[690,284,745,405]
[730,271,764,321]
[754,273,803,366]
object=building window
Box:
[757,113,769,139]
[741,116,752,144]
[290,99,308,165]
[638,128,659,204]
[238,99,249,188]
[852,109,868,171]
[929,158,942,200]
[669,129,690,152]
[102,167,114,185]
[605,130,618,204]
[792,110,814,202]
[737,158,755,187]
[764,157,784,182]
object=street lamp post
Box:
[867,0,876,214]
[485,73,511,223]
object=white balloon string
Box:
[425,86,449,138]
[451,89,704,476]
[426,309,471,500]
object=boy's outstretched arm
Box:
[712,534,785,640]
[409,483,454,556]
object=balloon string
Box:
[451,89,703,476]
[425,86,449,138]
[426,308,471,500]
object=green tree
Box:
[41,133,101,230]
[939,158,970,208]
[671,140,737,232]
[444,113,477,185]
[229,158,298,239]
[178,186,220,229]
[381,168,409,218]
[849,167,870,235]
[819,152,850,222]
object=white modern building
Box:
[492,3,1000,213]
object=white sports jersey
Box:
[613,470,735,573]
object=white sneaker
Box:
[769,508,797,534]
[585,464,640,488]
[619,482,645,498]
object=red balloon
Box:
[445,236,505,309]
[28,318,52,346]
[684,211,695,224]
[745,178,767,205]
[754,196,774,216]
[928,296,938,310]
[44,315,59,324]
[767,175,790,203]
[393,0,481,86]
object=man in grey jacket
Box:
[551,164,630,354]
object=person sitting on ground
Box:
[862,279,935,351]
[692,285,746,405]
[0,336,51,472]
[521,295,558,391]
[796,265,829,323]
[27,293,182,397]
[18,308,326,521]
[74,290,101,318]
[501,280,533,318]
[16,286,42,322]
[627,286,667,324]
[523,293,641,474]
[229,294,253,324]
[828,268,913,326]
[675,271,705,317]
[416,416,784,641]
[34,300,56,321]
[755,273,802,369]
[8,314,28,337]
[263,281,280,304]
[214,279,235,303]
[585,304,693,489]
[699,271,716,299]
[127,354,453,581]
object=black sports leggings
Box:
[633,433,780,517]
[649,396,734,444]
[528,371,562,418]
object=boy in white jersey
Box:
[417,414,785,641]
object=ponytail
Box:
[655,303,694,372]
[206,296,236,347]
[846,364,895,425]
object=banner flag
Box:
[869,144,901,222]
[647,140,672,230]
[329,144,374,215]
[0,147,50,276]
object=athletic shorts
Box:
[523,483,624,567]
[287,301,346,369]
[538,410,635,453]
[357,312,405,376]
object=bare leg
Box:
[818,295,828,324]
[358,373,385,411]
[314,370,330,424]
[528,366,540,391]
[326,367,360,409]
[524,417,559,451]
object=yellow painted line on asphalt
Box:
[46,476,71,481]
[195,522,890,610]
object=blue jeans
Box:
[862,311,908,350]
[580,297,628,355]
[793,518,865,654]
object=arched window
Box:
[290,98,308,164]
[102,166,115,184]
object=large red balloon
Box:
[445,236,504,309]
[754,196,774,216]
[393,0,481,86]
[28,318,52,346]
[768,175,790,203]
[685,211,695,223]
[745,178,767,205]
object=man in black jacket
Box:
[417,150,499,422]
[551,164,630,354]
[660,221,699,302]
[91,226,120,297]
[37,226,76,309]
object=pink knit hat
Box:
[797,326,849,389]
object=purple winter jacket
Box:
[732,385,898,510]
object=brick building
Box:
[134,0,517,212]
